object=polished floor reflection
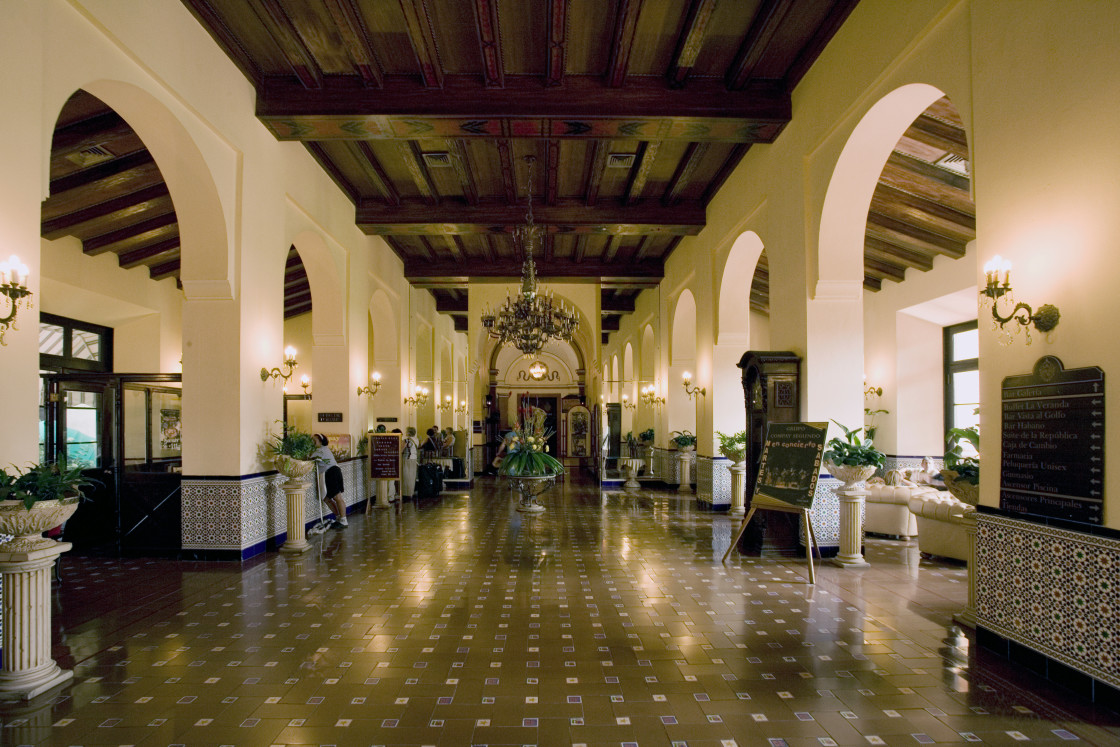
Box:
[6,474,1120,746]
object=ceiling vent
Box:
[422,152,452,168]
[935,153,970,176]
[65,144,115,167]
[607,153,636,169]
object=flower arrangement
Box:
[497,408,565,477]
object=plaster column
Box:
[728,463,747,516]
[280,478,311,554]
[0,542,73,700]
[678,452,693,494]
[312,337,351,435]
[831,484,870,568]
[374,479,391,509]
[954,510,978,628]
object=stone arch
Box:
[75,80,230,299]
[670,290,697,368]
[369,289,398,364]
[291,231,344,343]
[716,232,765,345]
[818,84,952,292]
[623,342,635,402]
[641,324,656,382]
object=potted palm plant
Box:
[823,420,884,487]
[941,425,979,506]
[639,428,654,445]
[0,459,93,550]
[266,424,317,481]
[716,430,748,465]
[670,430,697,452]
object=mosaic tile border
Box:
[976,513,1120,690]
[696,455,732,508]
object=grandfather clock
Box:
[737,351,802,554]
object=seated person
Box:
[420,427,441,454]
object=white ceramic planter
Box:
[0,498,79,553]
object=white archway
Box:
[669,290,697,438]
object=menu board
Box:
[752,422,828,509]
[1001,356,1104,525]
[368,432,401,480]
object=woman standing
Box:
[312,434,347,530]
[401,426,420,498]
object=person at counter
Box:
[312,433,347,530]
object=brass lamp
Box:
[299,375,312,396]
[641,385,665,408]
[980,255,1060,344]
[261,346,298,383]
[437,395,453,412]
[403,386,429,408]
[357,371,382,397]
[622,394,636,411]
[681,371,705,400]
[0,255,33,346]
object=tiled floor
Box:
[4,474,1120,746]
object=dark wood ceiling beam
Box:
[150,258,181,280]
[285,289,311,307]
[602,315,621,332]
[41,183,170,237]
[668,0,718,88]
[356,199,706,235]
[404,258,663,282]
[600,279,660,290]
[866,212,966,258]
[497,138,517,203]
[572,235,586,263]
[872,183,975,231]
[354,142,400,205]
[785,0,861,89]
[632,236,649,262]
[663,142,708,205]
[864,256,908,283]
[180,1,263,84]
[284,266,309,289]
[249,0,323,88]
[286,300,314,319]
[472,0,505,88]
[418,236,437,262]
[51,111,130,153]
[257,76,791,142]
[453,315,469,332]
[545,139,559,204]
[863,276,883,292]
[546,0,568,87]
[601,236,618,263]
[601,295,636,314]
[398,0,444,88]
[305,142,358,202]
[322,0,383,87]
[879,162,974,216]
[726,0,795,90]
[400,141,439,204]
[887,151,970,192]
[48,150,155,195]
[625,141,659,204]
[907,114,969,160]
[449,235,466,262]
[606,0,644,87]
[118,237,181,269]
[585,142,608,206]
[704,143,750,201]
[450,140,478,205]
[435,295,469,313]
[83,212,178,255]
[481,235,496,262]
[864,236,935,272]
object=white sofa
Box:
[907,491,973,561]
[864,484,937,538]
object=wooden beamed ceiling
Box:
[39,4,973,337]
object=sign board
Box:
[751,422,828,510]
[1001,356,1104,525]
[317,412,343,423]
[368,432,402,480]
[376,416,398,423]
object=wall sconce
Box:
[980,255,1061,344]
[261,346,298,383]
[403,386,429,408]
[0,255,33,346]
[437,394,453,412]
[621,394,636,411]
[357,371,382,397]
[455,399,468,415]
[299,375,312,396]
[681,371,705,400]
[641,385,665,408]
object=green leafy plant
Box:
[356,433,369,456]
[716,430,748,463]
[267,423,316,461]
[669,430,697,449]
[498,409,565,477]
[944,425,980,485]
[638,428,654,443]
[823,420,885,468]
[624,431,636,445]
[0,459,96,510]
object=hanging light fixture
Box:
[481,156,579,357]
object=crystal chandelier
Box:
[481,156,579,356]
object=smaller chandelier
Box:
[0,255,33,346]
[481,156,579,356]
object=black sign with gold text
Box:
[368,432,402,480]
[1001,356,1104,525]
[752,422,829,510]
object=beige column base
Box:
[728,463,746,516]
[0,541,74,701]
[677,453,693,494]
[830,486,870,568]
[374,480,392,509]
[954,510,979,628]
[280,478,312,554]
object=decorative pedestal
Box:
[678,451,693,494]
[642,444,655,477]
[620,458,642,489]
[375,480,391,509]
[280,476,312,554]
[0,541,73,700]
[826,462,876,568]
[728,463,746,516]
[954,510,978,628]
[507,474,556,513]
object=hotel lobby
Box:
[2,0,1120,743]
